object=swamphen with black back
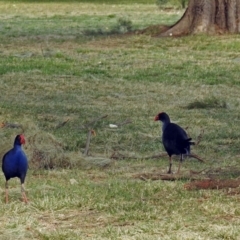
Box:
[155,112,194,174]
[2,134,28,203]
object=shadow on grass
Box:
[82,17,133,37]
[185,97,227,109]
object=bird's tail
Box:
[186,138,195,146]
[184,138,195,155]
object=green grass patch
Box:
[186,97,227,109]
[6,0,156,5]
[7,0,156,3]
[0,2,240,239]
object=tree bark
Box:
[159,0,240,36]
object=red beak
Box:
[20,134,26,144]
[154,115,159,121]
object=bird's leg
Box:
[5,181,9,204]
[177,154,183,174]
[21,184,28,203]
[167,156,173,174]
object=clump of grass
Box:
[116,17,133,32]
[156,0,168,7]
[156,0,187,9]
[83,17,133,36]
[186,97,227,109]
[28,132,71,169]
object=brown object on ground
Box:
[84,129,96,156]
[82,115,108,156]
[116,119,132,127]
[55,118,69,129]
[195,129,204,146]
[0,122,23,129]
[162,0,240,36]
[139,0,240,37]
[184,179,240,190]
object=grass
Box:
[0,1,240,239]
[185,96,227,109]
[7,0,156,3]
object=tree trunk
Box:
[159,0,240,36]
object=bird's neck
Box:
[14,144,22,149]
[161,119,170,131]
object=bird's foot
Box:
[22,193,28,204]
[22,198,28,204]
[167,170,173,174]
[5,192,9,204]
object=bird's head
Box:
[15,134,26,146]
[154,112,170,122]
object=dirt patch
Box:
[184,179,240,190]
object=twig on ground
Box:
[189,167,209,175]
[84,129,96,156]
[134,172,203,181]
[84,115,108,129]
[110,151,126,160]
[82,115,107,156]
[116,119,132,127]
[188,153,205,163]
[195,129,204,146]
[134,165,240,183]
[55,118,69,129]
[0,122,23,129]
[139,176,148,181]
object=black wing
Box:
[162,123,191,155]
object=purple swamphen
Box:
[155,112,194,174]
[2,134,28,203]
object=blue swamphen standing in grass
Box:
[154,112,194,174]
[2,134,28,203]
